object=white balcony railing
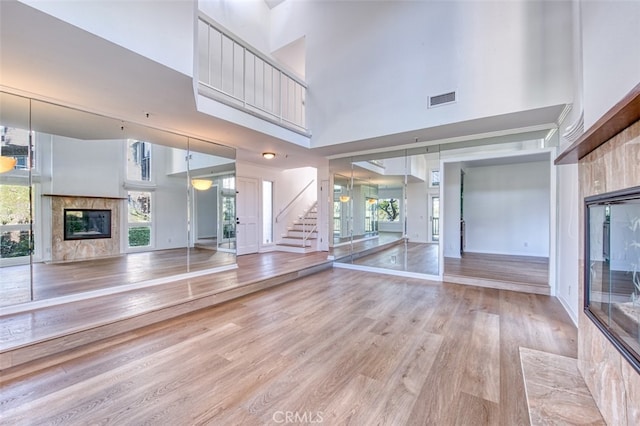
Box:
[197,16,308,135]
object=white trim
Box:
[334,261,441,282]
[0,263,238,316]
[557,293,579,327]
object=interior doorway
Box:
[193,184,218,250]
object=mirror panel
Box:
[0,92,32,306]
[188,137,236,270]
[330,149,441,277]
[0,92,236,307]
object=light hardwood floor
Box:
[0,268,576,425]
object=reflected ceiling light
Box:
[0,156,17,173]
[262,152,276,160]
[191,178,213,191]
[339,195,350,203]
[368,198,376,204]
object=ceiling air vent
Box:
[428,91,457,108]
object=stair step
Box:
[286,230,318,238]
[279,238,313,247]
[281,235,317,241]
[290,224,317,230]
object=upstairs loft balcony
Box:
[197,16,309,137]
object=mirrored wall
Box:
[330,148,441,277]
[0,91,236,307]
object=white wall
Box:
[150,145,190,250]
[22,0,195,76]
[443,162,461,258]
[581,0,640,129]
[271,0,573,148]
[48,136,123,198]
[195,187,217,239]
[556,163,579,323]
[406,182,428,243]
[463,161,550,257]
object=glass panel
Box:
[187,137,236,272]
[0,92,32,306]
[586,193,640,372]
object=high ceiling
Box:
[0,1,566,169]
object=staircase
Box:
[276,202,318,253]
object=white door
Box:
[236,177,259,255]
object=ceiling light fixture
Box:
[262,152,276,160]
[0,156,17,174]
[339,195,350,203]
[191,179,213,191]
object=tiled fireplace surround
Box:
[50,196,121,262]
[577,119,640,424]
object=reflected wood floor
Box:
[0,268,577,425]
[1,248,236,306]
[351,242,439,275]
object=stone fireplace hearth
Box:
[49,195,122,262]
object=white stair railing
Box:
[275,179,315,224]
[198,15,308,135]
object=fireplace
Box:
[47,195,121,262]
[64,209,112,240]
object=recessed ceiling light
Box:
[262,152,276,159]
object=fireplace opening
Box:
[64,209,112,240]
[585,185,640,373]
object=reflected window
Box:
[221,176,236,244]
[432,196,440,242]
[127,140,151,182]
[365,198,377,233]
[1,126,32,171]
[333,201,341,235]
[430,169,440,187]
[378,198,400,222]
[0,184,31,259]
[127,191,152,248]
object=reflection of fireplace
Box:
[64,209,112,240]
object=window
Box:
[126,140,151,182]
[430,169,440,187]
[262,180,273,244]
[127,191,152,248]
[377,198,400,222]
